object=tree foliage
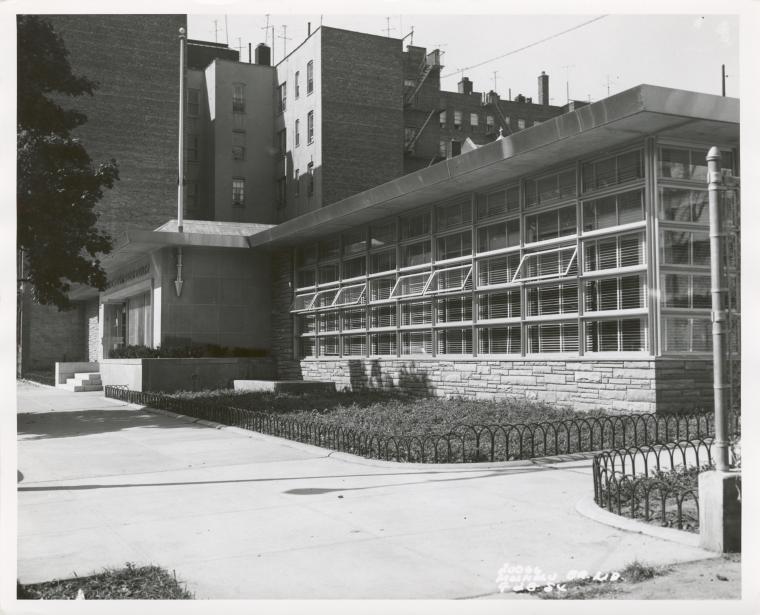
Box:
[17,15,118,309]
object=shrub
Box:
[109,344,268,359]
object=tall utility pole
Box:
[177,27,185,233]
[603,74,619,97]
[492,71,499,93]
[707,147,729,472]
[211,19,222,43]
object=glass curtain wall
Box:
[291,140,737,359]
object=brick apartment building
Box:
[18,16,740,413]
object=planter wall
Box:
[100,357,276,393]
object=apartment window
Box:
[527,322,579,353]
[478,185,520,220]
[295,119,300,147]
[582,190,644,231]
[517,118,526,130]
[232,83,245,113]
[486,115,495,131]
[278,82,287,113]
[453,110,462,130]
[478,326,520,354]
[662,230,710,266]
[276,176,286,207]
[582,150,643,192]
[436,200,472,232]
[659,188,709,225]
[526,282,578,317]
[662,273,711,309]
[187,88,200,116]
[232,130,246,161]
[586,319,647,352]
[307,162,315,196]
[232,178,245,207]
[438,140,448,158]
[439,110,447,128]
[584,233,645,272]
[307,111,314,144]
[370,220,396,248]
[525,205,576,243]
[295,71,300,98]
[294,169,300,197]
[477,253,521,287]
[307,60,314,94]
[524,169,576,208]
[404,127,416,146]
[477,220,520,253]
[478,290,520,320]
[470,113,479,129]
[437,328,472,355]
[400,211,430,240]
[584,275,646,312]
[185,134,198,162]
[277,128,287,155]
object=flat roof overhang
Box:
[67,230,254,301]
[248,84,739,249]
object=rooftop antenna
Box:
[234,37,244,57]
[261,14,271,44]
[278,25,292,56]
[603,74,620,97]
[562,64,575,104]
[492,70,499,92]
[211,19,222,43]
[224,14,229,45]
[383,16,395,37]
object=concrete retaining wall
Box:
[101,357,276,393]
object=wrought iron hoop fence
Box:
[104,386,739,464]
[592,438,740,532]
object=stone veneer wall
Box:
[294,357,715,413]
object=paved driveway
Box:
[17,383,717,599]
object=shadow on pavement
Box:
[17,465,554,493]
[17,409,208,440]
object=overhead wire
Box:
[440,15,608,79]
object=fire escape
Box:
[403,50,443,158]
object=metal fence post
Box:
[707,147,729,472]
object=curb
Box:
[99,393,597,471]
[575,496,702,548]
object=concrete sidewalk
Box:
[17,382,720,599]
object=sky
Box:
[188,13,740,104]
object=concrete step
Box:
[60,383,103,392]
[74,372,101,383]
[63,372,103,392]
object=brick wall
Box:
[23,298,86,371]
[45,15,185,238]
[320,28,404,206]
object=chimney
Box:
[458,77,473,95]
[308,22,311,36]
[538,71,549,106]
[486,90,500,106]
[255,43,271,66]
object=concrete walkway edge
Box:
[575,496,705,548]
